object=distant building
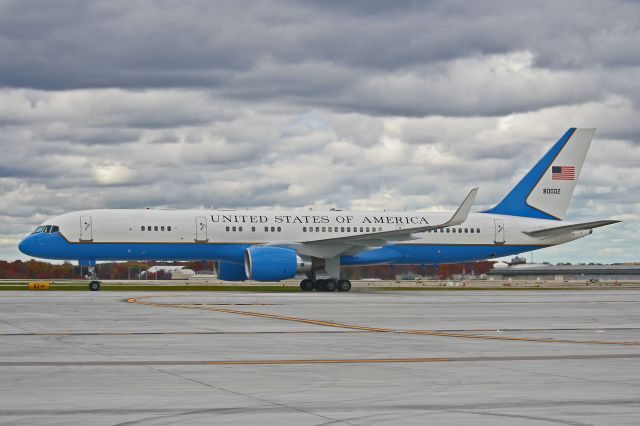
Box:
[488,264,640,281]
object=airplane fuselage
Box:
[19,208,587,266]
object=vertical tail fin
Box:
[483,128,594,220]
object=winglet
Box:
[441,187,478,227]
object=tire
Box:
[89,281,101,291]
[300,279,314,292]
[314,279,326,291]
[324,279,337,292]
[337,279,351,292]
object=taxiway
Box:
[1,290,640,425]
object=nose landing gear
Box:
[87,266,101,291]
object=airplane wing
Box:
[523,219,621,238]
[291,188,479,259]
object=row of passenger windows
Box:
[225,226,283,232]
[427,227,480,234]
[305,226,382,233]
[224,226,383,233]
[223,225,481,234]
[141,225,172,232]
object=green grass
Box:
[0,282,635,292]
[0,282,301,292]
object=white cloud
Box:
[0,1,639,264]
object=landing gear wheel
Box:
[337,279,352,292]
[324,279,337,292]
[300,279,314,292]
[89,281,101,291]
[314,279,326,291]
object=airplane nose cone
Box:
[18,235,34,256]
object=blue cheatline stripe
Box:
[482,128,576,220]
[21,234,545,267]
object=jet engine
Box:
[244,246,313,282]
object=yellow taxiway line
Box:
[126,297,640,346]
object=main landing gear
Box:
[87,266,101,291]
[300,278,351,292]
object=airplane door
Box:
[494,219,505,244]
[195,216,208,242]
[80,216,93,241]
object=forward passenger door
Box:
[195,216,208,242]
[80,216,93,241]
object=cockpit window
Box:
[32,225,60,234]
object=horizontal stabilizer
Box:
[524,220,621,237]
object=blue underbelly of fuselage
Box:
[21,233,542,265]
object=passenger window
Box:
[360,227,363,232]
[470,228,474,233]
[341,227,345,232]
[277,227,281,232]
[265,227,269,232]
[303,227,307,232]
[322,227,326,232]
[226,226,230,232]
[251,226,255,232]
[464,228,468,233]
[154,226,158,231]
[477,228,480,233]
[271,227,275,232]
[161,226,165,231]
[232,226,236,232]
[168,226,172,231]
[446,228,450,233]
[378,227,382,231]
[239,226,243,232]
[140,226,144,231]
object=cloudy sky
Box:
[1,0,639,263]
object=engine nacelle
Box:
[215,261,247,281]
[244,246,313,282]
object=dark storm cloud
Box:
[0,0,638,262]
[0,0,638,116]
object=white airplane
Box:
[19,128,619,291]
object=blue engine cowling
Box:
[216,261,247,281]
[244,246,298,282]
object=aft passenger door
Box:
[80,216,93,241]
[494,219,505,244]
[195,216,208,242]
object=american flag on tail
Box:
[552,166,575,180]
